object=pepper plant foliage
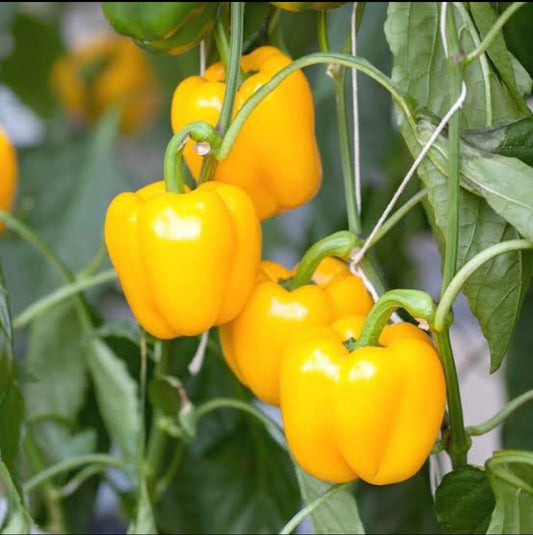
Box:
[1,2,533,534]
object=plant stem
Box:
[463,2,526,64]
[441,4,463,294]
[353,289,436,349]
[280,483,349,534]
[467,389,533,436]
[13,270,116,330]
[164,122,221,193]
[155,442,184,501]
[217,2,244,136]
[145,341,171,491]
[199,3,244,184]
[365,189,427,249]
[433,330,468,468]
[435,239,533,332]
[24,454,124,494]
[317,11,330,52]
[290,231,356,290]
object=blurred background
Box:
[1,2,532,533]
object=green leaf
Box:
[157,348,300,534]
[86,339,140,466]
[463,117,533,167]
[0,12,64,116]
[128,477,157,535]
[486,451,533,534]
[25,302,87,422]
[0,460,32,534]
[419,123,533,242]
[384,2,529,129]
[358,464,441,534]
[435,466,495,534]
[0,266,24,476]
[504,287,533,451]
[54,109,132,272]
[469,2,530,111]
[501,1,533,80]
[296,469,365,534]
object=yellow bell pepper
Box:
[51,35,158,134]
[171,46,322,219]
[280,312,446,485]
[219,256,373,405]
[0,127,17,233]
[104,180,261,339]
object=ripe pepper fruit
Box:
[271,2,346,12]
[281,291,446,485]
[171,46,322,220]
[220,233,373,405]
[51,36,158,134]
[102,3,218,56]
[104,180,261,339]
[0,127,17,233]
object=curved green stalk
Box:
[217,52,417,161]
[13,270,116,330]
[290,231,356,290]
[353,289,436,348]
[164,122,221,193]
[23,454,124,493]
[467,389,533,436]
[435,239,533,331]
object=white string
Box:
[350,81,467,268]
[188,330,209,375]
[200,40,206,75]
[351,3,361,214]
[440,2,449,58]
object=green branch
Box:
[464,2,527,65]
[468,389,533,436]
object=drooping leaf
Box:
[469,2,530,110]
[464,117,533,167]
[419,123,533,242]
[86,339,140,466]
[486,451,533,534]
[385,2,533,371]
[384,2,529,130]
[0,459,32,534]
[435,466,495,534]
[504,287,533,451]
[501,1,533,80]
[296,469,365,534]
[25,302,88,422]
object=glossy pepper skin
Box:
[102,3,218,56]
[281,316,446,485]
[105,181,261,339]
[171,46,322,220]
[0,128,17,233]
[51,36,157,134]
[271,2,346,12]
[219,257,373,405]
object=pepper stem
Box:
[353,289,437,349]
[289,231,357,290]
[163,121,221,193]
